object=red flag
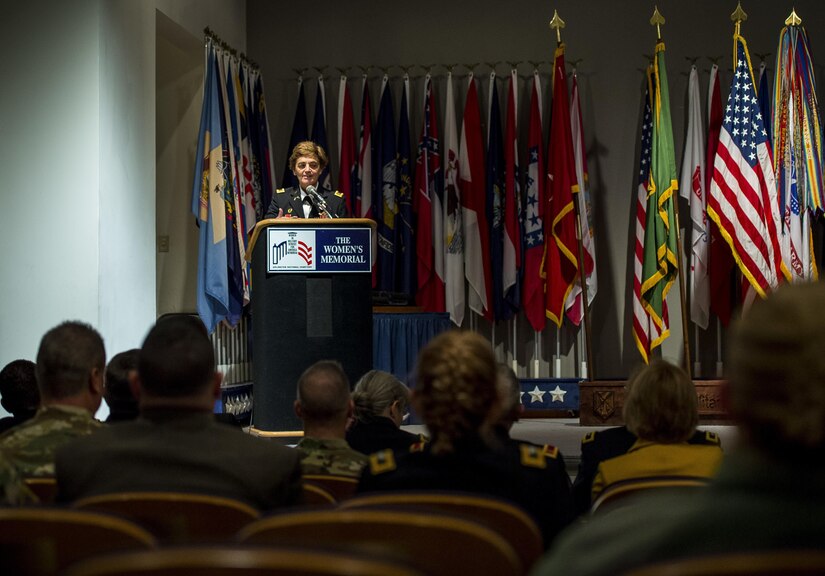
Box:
[523,71,547,333]
[337,75,355,213]
[706,64,736,326]
[545,45,579,327]
[356,76,373,220]
[415,75,445,312]
[460,75,493,321]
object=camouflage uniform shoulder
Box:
[297,438,367,478]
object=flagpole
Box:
[511,319,519,374]
[650,6,692,378]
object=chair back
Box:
[623,550,825,576]
[0,507,155,576]
[64,546,425,576]
[73,491,260,544]
[237,508,522,576]
[340,491,543,573]
[301,483,337,507]
[591,477,710,514]
[24,477,58,504]
[301,474,359,502]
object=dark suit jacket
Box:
[346,416,421,456]
[55,408,301,510]
[264,186,348,219]
[572,425,721,515]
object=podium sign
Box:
[266,227,372,273]
[247,218,375,434]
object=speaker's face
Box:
[293,156,321,190]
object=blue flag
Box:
[252,71,276,214]
[757,62,772,147]
[282,78,308,189]
[397,77,416,298]
[191,46,230,333]
[310,76,332,194]
[486,74,506,321]
[375,76,398,292]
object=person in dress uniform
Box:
[264,141,348,219]
[358,331,574,547]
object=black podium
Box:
[247,218,375,434]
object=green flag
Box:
[641,41,679,345]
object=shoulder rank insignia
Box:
[369,449,396,475]
[582,431,596,444]
[276,188,286,194]
[334,190,344,198]
[542,444,559,459]
[519,444,547,469]
[287,207,294,214]
[705,431,721,445]
[410,441,426,453]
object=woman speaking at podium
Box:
[264,141,349,219]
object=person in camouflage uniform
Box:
[0,321,105,477]
[294,361,367,478]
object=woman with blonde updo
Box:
[346,370,421,455]
[358,330,574,547]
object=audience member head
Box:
[0,360,39,417]
[351,370,410,428]
[104,348,140,420]
[413,330,498,454]
[728,282,825,458]
[295,360,351,436]
[135,315,219,409]
[623,359,697,444]
[35,321,106,413]
[495,363,523,432]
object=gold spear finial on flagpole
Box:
[785,8,802,26]
[549,10,565,45]
[731,2,748,36]
[650,6,665,41]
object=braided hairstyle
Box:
[414,330,497,454]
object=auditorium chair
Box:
[300,482,337,507]
[590,477,711,514]
[237,508,522,576]
[0,507,156,576]
[63,546,426,576]
[23,476,58,504]
[623,550,825,575]
[73,491,260,544]
[339,490,543,572]
[301,474,359,502]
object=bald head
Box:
[295,360,351,427]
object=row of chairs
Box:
[4,480,543,576]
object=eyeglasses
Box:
[295,161,319,171]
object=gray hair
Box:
[351,370,409,422]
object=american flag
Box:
[707,35,783,298]
[633,67,668,362]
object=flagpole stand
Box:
[580,361,588,380]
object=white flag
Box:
[680,66,709,329]
[444,72,465,326]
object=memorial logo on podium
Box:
[266,227,372,273]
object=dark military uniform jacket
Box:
[55,408,301,510]
[358,435,575,547]
[346,416,422,456]
[264,186,348,219]
[572,425,722,514]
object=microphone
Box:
[305,185,335,218]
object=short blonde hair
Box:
[289,141,328,172]
[414,331,497,454]
[623,359,697,443]
[729,282,825,455]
